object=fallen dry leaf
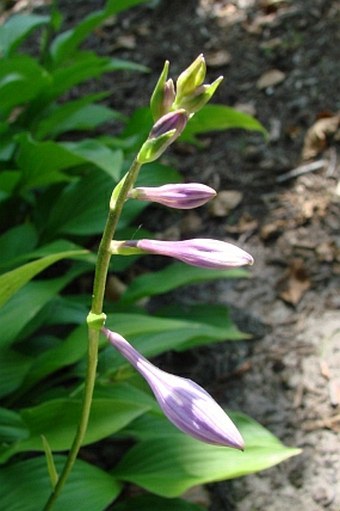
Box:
[302,114,340,160]
[256,69,286,89]
[277,258,311,305]
[260,219,285,240]
[205,49,232,67]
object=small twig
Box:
[276,159,327,183]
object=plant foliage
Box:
[0,2,298,510]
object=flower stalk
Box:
[43,54,249,509]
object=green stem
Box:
[43,159,141,510]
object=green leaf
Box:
[50,0,151,64]
[0,56,51,115]
[61,140,123,180]
[35,92,125,139]
[0,224,38,272]
[0,348,32,399]
[156,303,249,350]
[120,262,249,304]
[115,495,206,511]
[41,435,58,488]
[0,14,50,56]
[45,171,115,236]
[113,412,301,497]
[101,310,245,373]
[0,269,82,353]
[0,407,29,443]
[0,455,121,511]
[0,248,87,309]
[50,54,148,99]
[16,133,83,188]
[181,104,267,144]
[20,324,88,392]
[16,397,150,452]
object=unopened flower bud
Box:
[177,76,223,114]
[150,61,176,121]
[102,328,244,450]
[119,238,254,269]
[128,183,216,209]
[176,54,206,100]
[137,109,188,164]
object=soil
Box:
[5,0,340,510]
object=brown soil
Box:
[8,0,340,509]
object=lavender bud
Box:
[125,238,254,269]
[137,110,188,164]
[128,183,216,209]
[102,328,244,450]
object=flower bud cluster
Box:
[106,55,253,449]
[138,54,223,164]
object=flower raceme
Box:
[111,238,254,270]
[128,183,217,209]
[102,328,245,450]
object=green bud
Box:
[177,76,223,114]
[137,129,177,164]
[150,60,175,121]
[176,54,206,100]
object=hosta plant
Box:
[0,3,299,510]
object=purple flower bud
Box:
[128,183,216,209]
[137,110,188,164]
[125,238,254,269]
[102,328,244,450]
[150,109,188,139]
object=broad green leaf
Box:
[156,303,249,350]
[115,495,206,511]
[16,397,150,452]
[135,162,182,187]
[20,324,88,392]
[61,140,123,180]
[113,412,301,497]
[0,248,87,309]
[0,407,29,443]
[16,133,83,188]
[182,104,267,144]
[0,348,32,399]
[121,107,153,152]
[50,0,151,64]
[0,224,38,271]
[0,14,50,56]
[0,56,51,114]
[0,271,80,354]
[35,92,125,139]
[101,310,246,374]
[45,171,115,236]
[120,262,249,304]
[50,54,148,99]
[0,455,121,511]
